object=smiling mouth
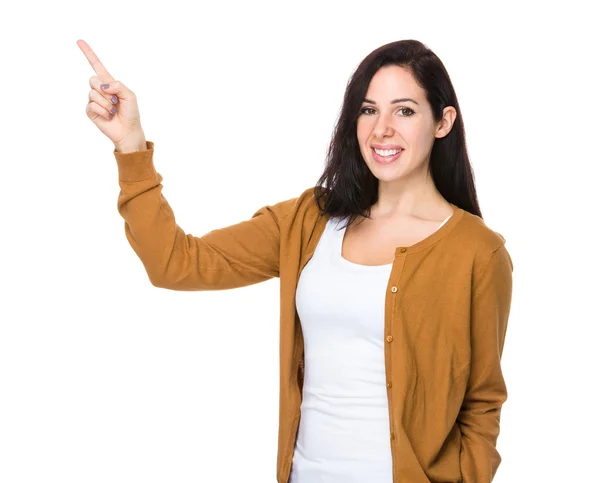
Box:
[372,147,404,164]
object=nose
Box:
[372,114,395,138]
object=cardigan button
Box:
[390,432,396,440]
[386,335,394,343]
[391,286,398,293]
[387,381,392,388]
[399,247,407,253]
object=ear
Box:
[435,106,457,139]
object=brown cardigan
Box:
[114,141,513,483]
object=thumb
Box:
[101,81,133,100]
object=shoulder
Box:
[252,186,321,223]
[280,186,323,217]
[458,209,507,249]
[452,208,513,272]
[299,186,322,208]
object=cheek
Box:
[356,121,372,144]
[356,121,367,135]
[409,122,431,145]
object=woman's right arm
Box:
[114,141,295,290]
[78,39,293,291]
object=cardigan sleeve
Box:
[458,243,513,482]
[114,141,296,291]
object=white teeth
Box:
[374,148,402,156]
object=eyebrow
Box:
[363,97,420,106]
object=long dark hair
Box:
[314,39,482,229]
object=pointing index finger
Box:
[77,39,115,81]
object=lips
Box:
[372,147,404,164]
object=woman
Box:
[79,38,513,483]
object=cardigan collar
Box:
[305,200,466,261]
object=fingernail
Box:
[101,84,109,89]
[111,96,118,104]
[111,107,117,114]
[109,114,113,119]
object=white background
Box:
[1,0,598,481]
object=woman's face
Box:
[356,65,451,185]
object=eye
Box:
[359,107,414,116]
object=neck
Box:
[372,172,451,221]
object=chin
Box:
[370,163,412,182]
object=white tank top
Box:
[290,212,452,483]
